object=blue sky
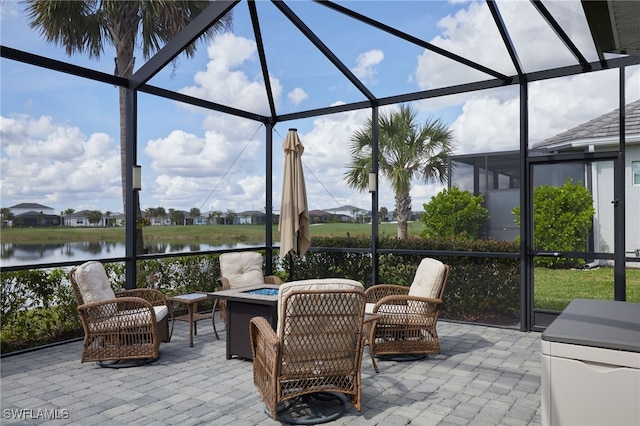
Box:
[2,0,639,217]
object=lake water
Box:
[1,241,263,267]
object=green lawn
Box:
[4,223,639,311]
[535,267,640,310]
[0,222,426,243]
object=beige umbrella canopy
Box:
[279,129,311,259]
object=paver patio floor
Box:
[1,315,541,425]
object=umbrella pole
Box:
[288,252,294,281]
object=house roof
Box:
[533,99,640,150]
[322,205,365,213]
[309,209,329,217]
[9,203,53,210]
[582,0,640,56]
[15,210,55,217]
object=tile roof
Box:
[533,98,640,149]
[9,202,54,210]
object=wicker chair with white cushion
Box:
[249,278,366,424]
[218,251,282,324]
[364,258,450,369]
[69,261,172,367]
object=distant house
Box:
[309,209,330,223]
[235,210,267,225]
[149,215,171,226]
[321,205,367,222]
[9,203,55,216]
[111,213,125,227]
[185,213,207,226]
[65,210,123,227]
[8,203,60,227]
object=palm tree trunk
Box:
[395,190,412,240]
[113,2,144,254]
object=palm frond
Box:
[24,0,105,58]
[345,103,455,238]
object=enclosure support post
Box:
[125,89,138,290]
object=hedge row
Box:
[1,237,520,352]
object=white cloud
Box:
[287,88,308,106]
[4,2,636,217]
[450,95,520,153]
[179,33,281,115]
[143,120,269,211]
[351,49,384,84]
[414,2,639,157]
[413,1,597,95]
[449,68,639,155]
[0,114,120,211]
[141,33,288,212]
[284,104,437,212]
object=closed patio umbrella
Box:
[279,128,311,259]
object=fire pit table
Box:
[208,284,279,360]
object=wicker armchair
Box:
[69,261,172,367]
[364,258,449,370]
[249,279,366,424]
[218,252,282,324]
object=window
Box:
[634,161,640,186]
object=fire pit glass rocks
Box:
[245,288,279,296]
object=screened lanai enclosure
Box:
[2,0,639,331]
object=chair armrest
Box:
[116,288,173,317]
[364,284,409,303]
[373,294,442,316]
[249,316,280,374]
[78,296,156,325]
[264,275,282,285]
[219,277,231,291]
[117,288,166,306]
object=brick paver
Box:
[1,315,541,425]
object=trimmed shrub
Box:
[1,269,81,352]
[1,241,521,352]
[513,178,595,268]
[420,187,489,241]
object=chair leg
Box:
[211,299,220,340]
[369,345,379,373]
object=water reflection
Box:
[1,241,262,267]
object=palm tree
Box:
[0,208,15,228]
[211,210,222,224]
[226,209,236,225]
[25,0,231,252]
[379,206,388,223]
[63,208,75,226]
[345,104,455,239]
[156,206,167,225]
[189,207,201,225]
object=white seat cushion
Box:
[74,261,116,304]
[154,305,168,322]
[219,252,265,289]
[365,303,375,315]
[408,258,446,299]
[88,305,167,332]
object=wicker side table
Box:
[169,293,219,347]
